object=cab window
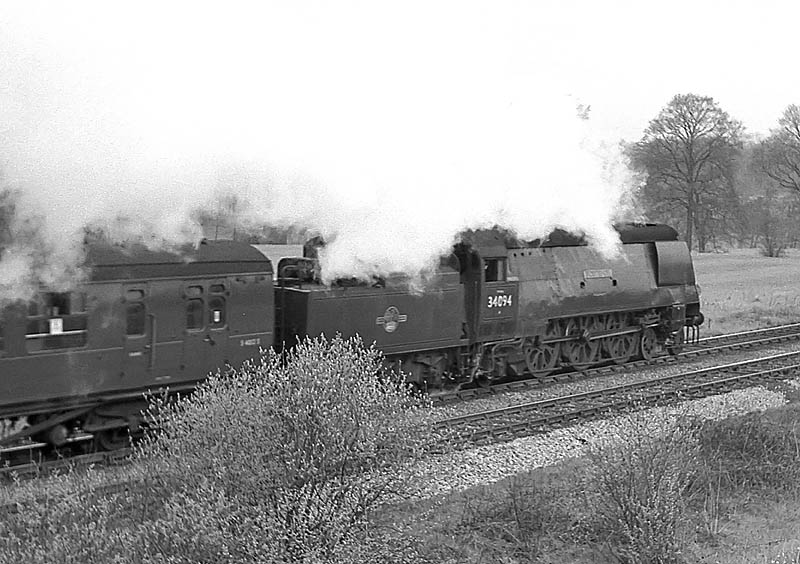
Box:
[484,258,507,282]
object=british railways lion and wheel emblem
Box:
[376,306,408,333]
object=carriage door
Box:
[182,282,230,379]
[122,285,151,384]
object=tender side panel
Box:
[279,272,466,355]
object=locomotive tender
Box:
[0,223,702,452]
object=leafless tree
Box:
[628,94,743,251]
[754,104,800,194]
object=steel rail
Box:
[0,447,131,481]
[429,322,800,406]
[435,350,800,446]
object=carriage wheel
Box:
[603,313,637,365]
[639,327,659,361]
[96,428,130,451]
[562,316,601,370]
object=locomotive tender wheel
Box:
[603,313,637,365]
[639,327,658,361]
[562,316,601,370]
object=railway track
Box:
[429,322,800,406]
[4,323,800,480]
[0,447,131,481]
[434,349,800,447]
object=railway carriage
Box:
[0,240,273,450]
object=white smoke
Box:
[0,2,640,296]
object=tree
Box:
[628,94,743,251]
[736,139,800,256]
[755,104,800,194]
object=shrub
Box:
[135,334,430,563]
[0,470,136,564]
[584,410,699,564]
[457,474,574,561]
[0,335,429,563]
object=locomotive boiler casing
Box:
[455,224,702,380]
[511,240,700,334]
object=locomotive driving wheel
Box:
[524,320,561,376]
[639,327,658,361]
[562,316,601,370]
[602,312,638,365]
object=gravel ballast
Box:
[408,383,791,500]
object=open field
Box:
[693,248,800,336]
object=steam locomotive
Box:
[0,223,702,453]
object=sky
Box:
[0,1,798,295]
[544,0,800,140]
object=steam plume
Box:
[0,3,639,298]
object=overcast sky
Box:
[2,0,796,150]
[0,1,798,286]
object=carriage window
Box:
[26,292,88,352]
[186,298,204,330]
[126,303,146,335]
[209,296,226,328]
[484,259,507,282]
[126,289,144,301]
[186,285,203,297]
[125,289,146,335]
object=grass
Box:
[395,402,800,564]
[692,248,800,335]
